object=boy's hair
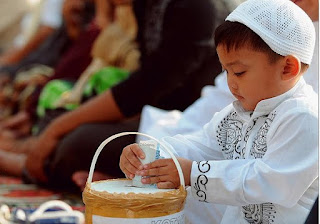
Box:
[222,0,315,67]
[214,21,309,72]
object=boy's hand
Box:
[120,143,145,179]
[137,158,192,189]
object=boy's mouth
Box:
[232,93,244,100]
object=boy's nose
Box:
[227,77,238,90]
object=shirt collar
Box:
[233,78,306,121]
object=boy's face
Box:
[217,44,286,111]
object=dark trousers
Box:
[33,113,140,193]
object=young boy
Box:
[120,0,318,223]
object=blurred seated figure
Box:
[0,0,64,68]
[0,0,137,139]
[0,0,96,121]
[35,0,140,133]
[54,1,139,108]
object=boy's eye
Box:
[234,71,245,76]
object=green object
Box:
[36,66,130,118]
[83,66,130,97]
[37,80,76,118]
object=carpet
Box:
[0,175,85,223]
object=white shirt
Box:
[162,78,318,224]
[137,71,235,143]
[40,0,64,28]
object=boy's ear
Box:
[282,55,301,80]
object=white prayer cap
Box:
[226,0,315,64]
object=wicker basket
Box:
[82,132,187,224]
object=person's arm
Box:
[190,110,318,207]
[131,106,318,209]
[49,90,124,138]
[120,106,231,188]
[0,25,55,65]
[25,90,124,182]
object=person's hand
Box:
[119,143,145,179]
[0,75,11,88]
[25,129,60,183]
[137,157,192,189]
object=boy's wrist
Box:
[178,158,193,186]
[185,161,192,186]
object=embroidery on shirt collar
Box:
[250,112,277,158]
[239,117,258,158]
[216,111,243,160]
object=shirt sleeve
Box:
[190,109,318,207]
[159,105,235,164]
[111,0,216,117]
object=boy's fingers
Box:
[157,181,176,189]
[125,152,142,170]
[143,158,170,169]
[137,166,171,177]
[142,175,167,184]
[141,176,177,189]
[122,157,140,174]
[142,174,180,186]
[130,144,145,159]
[122,167,135,179]
[123,144,144,170]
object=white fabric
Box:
[40,0,64,28]
[13,1,44,47]
[184,188,227,224]
[161,78,318,224]
[226,0,315,64]
[137,71,235,143]
[13,0,63,47]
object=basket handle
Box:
[86,132,185,188]
[25,200,84,223]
